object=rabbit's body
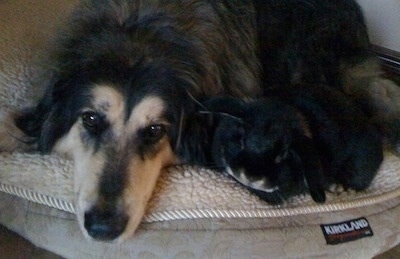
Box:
[207,85,383,204]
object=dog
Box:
[206,84,383,204]
[0,0,399,242]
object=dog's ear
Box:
[175,112,211,165]
[15,77,84,153]
[15,98,66,154]
[292,133,326,203]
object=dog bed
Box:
[1,0,400,258]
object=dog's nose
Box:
[84,208,128,241]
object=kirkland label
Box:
[321,217,373,245]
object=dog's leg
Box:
[0,110,34,152]
[343,58,400,153]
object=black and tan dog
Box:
[0,0,398,242]
[207,85,383,204]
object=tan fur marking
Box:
[127,96,168,132]
[117,137,176,242]
[92,85,125,126]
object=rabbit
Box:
[204,84,383,204]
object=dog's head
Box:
[12,2,221,241]
[16,56,206,242]
[57,85,181,242]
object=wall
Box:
[356,0,400,52]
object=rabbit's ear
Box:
[292,134,326,203]
[211,116,245,168]
[304,170,326,203]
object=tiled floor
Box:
[0,224,399,258]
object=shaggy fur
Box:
[0,0,398,242]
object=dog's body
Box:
[207,85,383,204]
[0,0,399,242]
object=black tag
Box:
[321,217,373,245]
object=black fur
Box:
[253,0,373,89]
[206,85,383,204]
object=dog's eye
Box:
[81,111,101,131]
[143,124,166,142]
